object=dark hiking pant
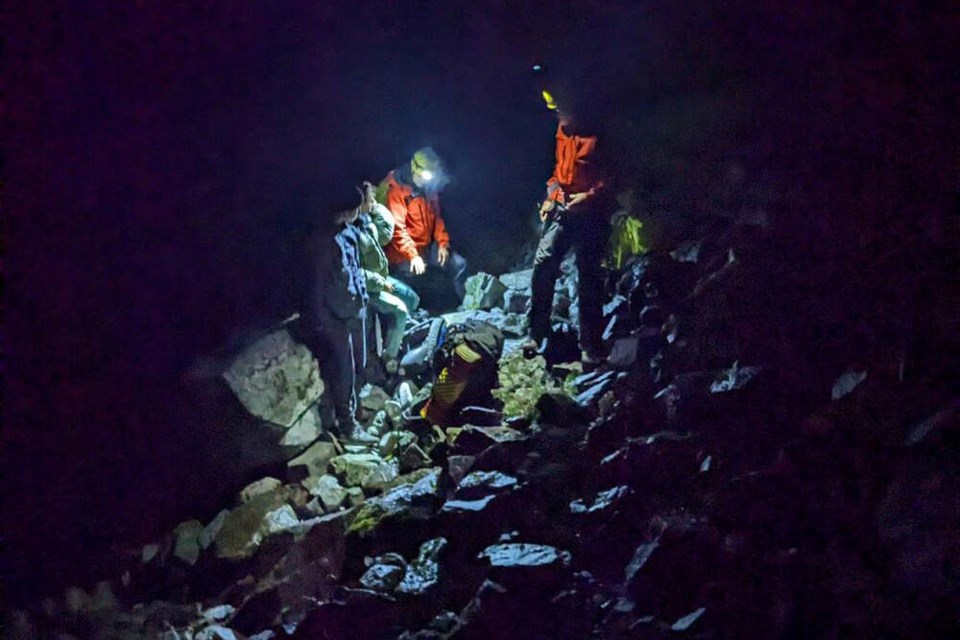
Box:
[392,242,469,300]
[312,312,366,423]
[529,211,608,355]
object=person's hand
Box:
[437,245,450,267]
[410,255,426,275]
[360,181,376,212]
[566,192,589,208]
[384,279,395,293]
[539,199,555,222]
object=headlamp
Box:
[541,89,559,111]
[419,169,434,182]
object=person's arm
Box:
[386,187,420,262]
[431,199,451,248]
[363,268,389,293]
[370,203,395,247]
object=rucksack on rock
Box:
[422,320,504,427]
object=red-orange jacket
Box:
[546,123,606,206]
[383,169,451,265]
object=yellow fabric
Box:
[605,215,648,269]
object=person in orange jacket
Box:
[528,84,615,365]
[380,147,468,300]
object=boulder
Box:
[239,477,283,503]
[397,538,447,595]
[331,453,399,490]
[301,475,348,511]
[462,273,508,310]
[213,492,291,560]
[286,440,338,482]
[498,269,533,292]
[222,329,323,429]
[172,520,204,565]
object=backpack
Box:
[422,320,505,427]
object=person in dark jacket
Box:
[528,84,615,366]
[305,187,378,443]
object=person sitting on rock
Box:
[355,181,421,373]
[379,147,469,302]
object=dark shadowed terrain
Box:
[5,0,959,612]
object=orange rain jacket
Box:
[545,123,607,206]
[382,169,451,265]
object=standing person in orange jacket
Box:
[527,83,615,366]
[380,147,469,301]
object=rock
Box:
[200,510,230,549]
[831,370,868,400]
[671,607,706,631]
[440,495,499,514]
[536,392,590,428]
[286,440,337,482]
[378,430,416,458]
[456,471,518,498]
[222,329,323,428]
[399,443,432,472]
[173,520,204,565]
[503,289,530,314]
[463,273,508,310]
[498,269,533,292]
[450,426,528,455]
[569,486,631,515]
[262,505,300,535]
[349,468,442,535]
[447,455,476,485]
[277,405,322,447]
[202,605,237,623]
[479,543,571,569]
[359,384,391,414]
[331,453,399,490]
[397,538,447,595]
[709,361,764,393]
[239,477,283,503]
[301,475,348,511]
[89,581,118,610]
[196,625,240,640]
[214,492,288,559]
[347,487,365,507]
[360,554,407,592]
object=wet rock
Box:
[397,537,447,595]
[709,361,764,393]
[301,475,348,511]
[173,520,204,565]
[377,430,416,458]
[349,468,442,535]
[831,369,868,400]
[570,486,631,515]
[456,470,518,498]
[463,273,508,310]
[239,477,283,503]
[222,329,323,429]
[479,543,571,569]
[286,440,338,482]
[450,425,528,455]
[360,553,407,592]
[330,453,399,490]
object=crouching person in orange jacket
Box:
[380,147,468,301]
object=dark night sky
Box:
[5,0,958,603]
